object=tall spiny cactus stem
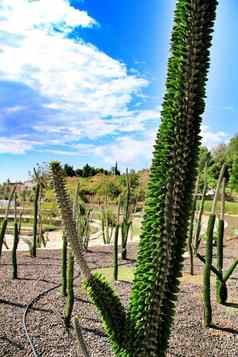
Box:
[12,222,19,279]
[62,232,68,297]
[113,225,119,281]
[0,185,16,257]
[12,193,19,279]
[73,317,90,357]
[194,166,208,254]
[114,197,121,281]
[64,249,74,328]
[188,177,199,275]
[203,213,215,327]
[216,177,226,304]
[50,162,92,280]
[50,161,129,354]
[121,169,131,260]
[129,1,218,355]
[32,181,40,257]
[203,164,225,326]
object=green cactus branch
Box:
[50,161,129,354]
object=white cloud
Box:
[0,137,34,154]
[0,0,149,143]
[0,0,96,34]
[201,125,228,149]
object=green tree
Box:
[229,158,238,192]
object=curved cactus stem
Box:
[50,161,92,281]
[203,214,216,327]
[223,258,238,283]
[50,161,129,354]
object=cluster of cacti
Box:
[101,206,116,244]
[121,169,132,260]
[215,176,238,304]
[195,165,238,326]
[64,250,75,328]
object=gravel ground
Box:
[0,241,238,357]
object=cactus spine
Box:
[50,0,218,355]
[64,250,74,328]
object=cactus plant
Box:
[0,185,16,258]
[188,177,199,275]
[113,224,119,281]
[12,222,19,279]
[50,0,218,355]
[64,250,75,328]
[121,169,132,260]
[215,177,238,304]
[62,232,68,297]
[32,181,40,257]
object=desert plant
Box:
[12,194,20,279]
[12,221,19,279]
[62,232,68,297]
[32,180,40,257]
[64,250,74,328]
[215,178,238,304]
[121,169,132,260]
[50,0,218,354]
[113,224,119,281]
[74,182,92,251]
[202,164,225,327]
[188,177,200,275]
[0,185,16,258]
[32,167,47,257]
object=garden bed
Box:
[0,241,238,357]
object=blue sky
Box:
[0,0,237,182]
